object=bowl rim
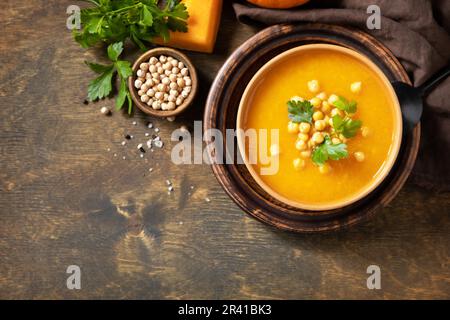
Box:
[236,43,403,211]
[128,47,198,117]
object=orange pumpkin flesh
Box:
[247,0,310,9]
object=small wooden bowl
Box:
[128,47,198,117]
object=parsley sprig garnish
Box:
[287,99,314,123]
[73,0,189,113]
[333,96,357,113]
[74,0,189,50]
[331,115,362,138]
[85,42,133,113]
[312,136,349,166]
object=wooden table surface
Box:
[0,1,449,300]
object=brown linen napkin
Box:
[233,0,450,191]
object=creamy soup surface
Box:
[242,49,397,206]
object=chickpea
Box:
[311,132,324,144]
[170,59,179,67]
[157,67,164,74]
[184,86,192,93]
[175,97,184,106]
[185,78,192,86]
[299,122,311,133]
[169,82,178,91]
[137,89,145,96]
[181,90,189,98]
[178,62,185,69]
[136,69,145,78]
[316,92,327,100]
[167,102,176,110]
[159,55,167,63]
[295,139,307,151]
[157,83,167,92]
[172,67,180,75]
[321,101,331,113]
[361,126,370,138]
[332,137,341,145]
[354,151,365,162]
[270,144,280,156]
[145,79,154,87]
[310,97,321,107]
[146,89,155,97]
[147,98,154,106]
[330,108,344,118]
[313,110,324,121]
[298,133,309,141]
[149,57,158,65]
[170,89,179,97]
[328,94,339,105]
[300,150,311,159]
[169,74,177,82]
[181,68,189,76]
[307,80,320,93]
[134,79,143,89]
[152,101,162,110]
[140,84,149,92]
[293,158,306,170]
[319,163,331,174]
[287,121,299,133]
[162,77,170,85]
[177,78,185,88]
[140,94,149,103]
[149,65,157,73]
[314,120,327,131]
[350,81,362,94]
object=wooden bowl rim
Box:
[204,23,420,232]
[236,43,403,211]
[128,47,198,117]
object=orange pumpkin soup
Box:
[238,45,402,210]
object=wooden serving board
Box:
[204,24,420,233]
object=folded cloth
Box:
[233,0,450,191]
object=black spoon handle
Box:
[418,65,450,96]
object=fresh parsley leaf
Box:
[107,42,123,61]
[287,100,314,124]
[87,66,114,101]
[312,136,348,165]
[333,96,357,113]
[116,77,133,114]
[86,41,132,113]
[332,115,362,138]
[74,0,189,49]
[140,5,153,27]
[115,60,132,79]
[85,61,112,74]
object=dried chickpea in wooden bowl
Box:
[128,47,198,117]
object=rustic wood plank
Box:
[0,0,448,299]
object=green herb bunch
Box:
[74,0,189,113]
